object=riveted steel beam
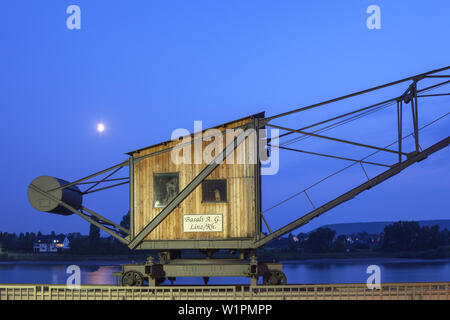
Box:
[255,136,450,247]
[29,184,129,244]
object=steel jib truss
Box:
[29,66,450,250]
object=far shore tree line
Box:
[265,221,450,256]
[0,217,449,257]
[0,212,132,255]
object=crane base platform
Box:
[114,252,285,286]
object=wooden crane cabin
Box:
[127,112,265,251]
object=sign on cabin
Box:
[183,214,223,233]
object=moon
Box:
[97,123,105,133]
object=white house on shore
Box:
[33,234,70,253]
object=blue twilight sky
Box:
[0,1,449,236]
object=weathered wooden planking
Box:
[132,116,259,241]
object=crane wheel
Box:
[262,270,287,285]
[122,271,145,286]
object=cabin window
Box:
[202,179,227,203]
[153,173,179,208]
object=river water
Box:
[0,258,448,285]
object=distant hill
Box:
[318,220,450,235]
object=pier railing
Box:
[0,282,448,300]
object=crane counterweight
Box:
[28,176,82,216]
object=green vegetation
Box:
[382,221,445,252]
[302,227,336,253]
[1,219,449,261]
[257,246,450,261]
[261,221,450,260]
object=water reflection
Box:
[0,258,448,285]
[84,266,118,285]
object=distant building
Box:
[33,234,70,253]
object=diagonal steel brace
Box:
[128,123,255,249]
